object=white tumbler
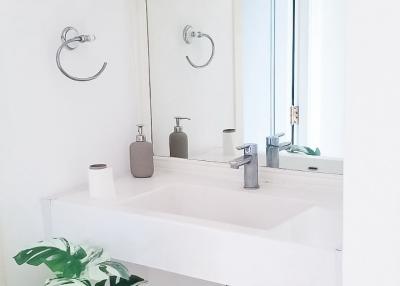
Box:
[223,129,237,156]
[88,164,116,199]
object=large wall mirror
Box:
[145,0,344,174]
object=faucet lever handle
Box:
[236,143,250,150]
[267,132,285,140]
[267,132,288,146]
[236,143,258,155]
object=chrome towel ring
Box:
[56,27,107,82]
[183,25,215,69]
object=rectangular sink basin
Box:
[123,185,313,231]
[49,160,342,286]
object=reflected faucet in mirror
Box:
[229,144,259,189]
[266,133,292,168]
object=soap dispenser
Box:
[169,117,191,159]
[130,124,154,178]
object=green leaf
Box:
[14,246,54,265]
[287,145,321,156]
[95,280,107,286]
[14,245,84,278]
[97,261,130,280]
[109,275,146,286]
[128,275,146,286]
[25,248,66,266]
[54,238,71,255]
[63,259,84,278]
[14,246,70,273]
[73,247,87,260]
[82,247,104,267]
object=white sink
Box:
[48,157,342,286]
[123,185,313,231]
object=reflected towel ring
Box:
[56,27,107,82]
[183,25,215,69]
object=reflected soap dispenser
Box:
[169,117,191,159]
[130,124,154,178]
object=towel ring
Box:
[56,27,107,82]
[183,25,215,69]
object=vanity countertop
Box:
[52,156,342,208]
[47,157,342,286]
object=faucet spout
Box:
[229,155,252,169]
[229,144,259,189]
[266,133,292,168]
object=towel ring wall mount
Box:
[56,27,107,82]
[183,25,215,69]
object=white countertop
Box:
[48,157,343,286]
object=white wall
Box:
[344,0,400,285]
[0,0,149,285]
[0,220,5,285]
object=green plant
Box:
[14,238,146,286]
[287,145,321,156]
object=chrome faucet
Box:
[229,144,259,189]
[266,133,292,168]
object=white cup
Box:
[223,129,237,156]
[88,164,116,199]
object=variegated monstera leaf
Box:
[14,238,146,286]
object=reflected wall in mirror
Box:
[146,0,344,174]
[147,0,236,163]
